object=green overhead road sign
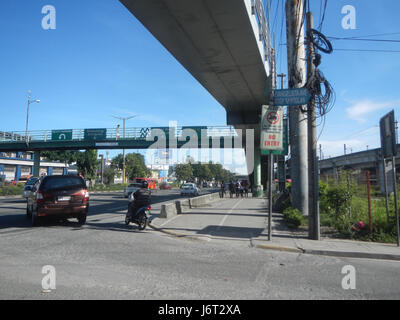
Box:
[51,130,72,141]
[84,128,107,141]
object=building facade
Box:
[0,151,68,182]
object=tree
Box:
[110,154,124,171]
[192,163,212,184]
[125,153,150,181]
[174,163,193,182]
[111,153,150,182]
[76,150,98,181]
[103,167,116,185]
[41,150,78,164]
[208,162,224,182]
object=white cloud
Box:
[346,100,397,122]
[319,134,381,158]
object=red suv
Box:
[26,175,89,226]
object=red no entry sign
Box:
[266,111,279,125]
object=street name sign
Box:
[84,128,107,141]
[95,142,119,147]
[273,88,311,106]
[51,130,72,141]
[260,105,284,151]
[380,110,397,158]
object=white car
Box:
[21,177,39,199]
[180,183,199,197]
[124,183,142,198]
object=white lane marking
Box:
[158,214,182,227]
[218,199,243,228]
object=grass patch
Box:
[0,184,24,196]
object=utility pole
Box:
[25,90,40,146]
[285,0,308,216]
[306,11,320,240]
[277,73,287,192]
[112,115,138,184]
[319,144,322,160]
[99,154,104,184]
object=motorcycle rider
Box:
[127,180,151,221]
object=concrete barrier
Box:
[160,192,220,219]
[189,192,220,208]
[160,203,177,219]
[175,199,190,214]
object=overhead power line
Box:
[318,0,328,32]
[328,37,400,43]
[331,32,400,39]
[335,48,400,53]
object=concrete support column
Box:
[33,151,40,177]
[253,147,263,197]
[15,165,21,181]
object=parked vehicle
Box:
[180,183,199,197]
[124,183,142,198]
[202,182,208,188]
[26,175,89,226]
[22,177,40,198]
[160,182,171,190]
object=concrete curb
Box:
[150,221,400,261]
[148,221,204,242]
[0,195,24,199]
[254,244,304,254]
[301,248,400,261]
[254,242,400,261]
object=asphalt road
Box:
[0,190,399,300]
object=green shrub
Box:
[283,207,303,228]
[0,184,24,196]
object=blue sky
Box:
[0,0,399,169]
[272,0,400,158]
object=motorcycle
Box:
[125,204,151,230]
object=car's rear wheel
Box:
[32,210,40,227]
[26,203,32,218]
[77,214,87,225]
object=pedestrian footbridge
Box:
[0,126,247,152]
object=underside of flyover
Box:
[119,0,270,127]
[119,0,271,195]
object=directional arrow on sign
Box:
[51,130,72,141]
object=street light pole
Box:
[112,115,138,184]
[25,90,40,146]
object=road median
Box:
[159,192,220,219]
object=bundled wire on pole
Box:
[305,28,335,119]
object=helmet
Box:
[141,180,148,189]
